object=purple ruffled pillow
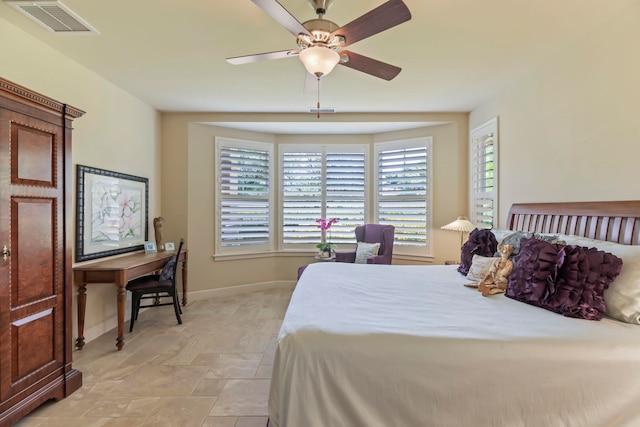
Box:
[458,228,497,276]
[506,238,623,320]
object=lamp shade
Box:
[441,216,476,233]
[299,46,340,77]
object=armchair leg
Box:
[172,293,182,325]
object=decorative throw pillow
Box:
[490,228,514,245]
[159,258,176,281]
[506,238,623,320]
[552,234,640,324]
[466,255,497,282]
[534,233,566,245]
[458,229,498,276]
[489,230,565,253]
[355,242,381,264]
[499,231,533,256]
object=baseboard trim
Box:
[81,313,123,346]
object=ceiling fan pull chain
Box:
[317,76,321,118]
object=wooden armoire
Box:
[0,77,83,425]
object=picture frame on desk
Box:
[75,165,149,262]
[164,242,175,251]
[144,242,157,253]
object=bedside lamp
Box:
[441,216,477,248]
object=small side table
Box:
[444,260,459,265]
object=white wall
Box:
[469,2,640,227]
[1,17,162,343]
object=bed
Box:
[268,201,640,427]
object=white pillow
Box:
[466,255,496,282]
[550,234,640,325]
[355,242,381,264]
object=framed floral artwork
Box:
[75,165,149,261]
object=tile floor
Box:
[13,287,293,427]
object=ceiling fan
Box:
[226,0,412,81]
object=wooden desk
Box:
[73,250,188,351]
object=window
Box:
[375,138,432,254]
[214,138,435,258]
[281,145,367,249]
[215,137,273,254]
[470,118,498,229]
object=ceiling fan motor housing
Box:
[298,19,343,50]
[308,0,334,15]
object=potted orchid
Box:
[316,218,338,257]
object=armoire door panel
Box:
[11,308,57,381]
[12,198,56,305]
[10,121,57,188]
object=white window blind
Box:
[216,138,273,253]
[281,146,366,248]
[326,151,366,244]
[470,118,498,228]
[282,151,322,245]
[375,138,432,252]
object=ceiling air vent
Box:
[308,107,336,114]
[5,0,99,34]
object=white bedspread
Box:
[269,262,640,427]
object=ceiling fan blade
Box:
[226,49,299,65]
[332,0,411,47]
[339,50,402,81]
[251,0,311,37]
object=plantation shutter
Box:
[326,152,365,245]
[376,139,431,249]
[470,118,498,228]
[282,151,322,244]
[281,146,366,247]
[216,139,273,252]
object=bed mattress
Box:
[269,262,640,427]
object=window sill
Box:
[212,250,317,261]
[392,253,435,263]
[212,250,434,263]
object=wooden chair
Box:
[126,239,184,332]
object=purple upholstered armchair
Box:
[335,224,395,264]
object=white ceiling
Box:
[1,0,636,133]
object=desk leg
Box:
[116,284,126,351]
[181,258,188,306]
[75,283,87,350]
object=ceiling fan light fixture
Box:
[299,46,340,77]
